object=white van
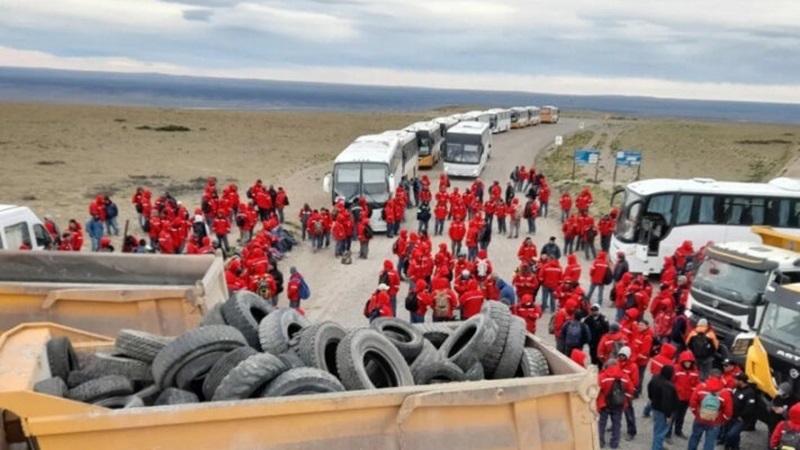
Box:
[443,121,492,178]
[0,205,49,250]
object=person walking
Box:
[508,198,521,239]
[357,217,372,259]
[584,304,610,366]
[648,365,678,450]
[597,359,635,450]
[687,376,733,450]
[586,251,611,304]
[286,267,310,309]
[86,214,104,252]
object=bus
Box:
[404,121,443,169]
[539,106,559,124]
[484,108,512,133]
[510,107,530,129]
[526,106,541,125]
[609,177,800,274]
[323,134,418,231]
[443,121,492,178]
[432,116,459,162]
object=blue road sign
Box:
[574,149,600,165]
[616,150,642,166]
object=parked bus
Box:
[539,106,559,124]
[443,122,492,178]
[404,121,443,169]
[609,177,800,274]
[510,107,530,129]
[526,106,541,125]
[432,116,460,161]
[323,134,418,231]
[484,108,512,133]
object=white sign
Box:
[555,135,563,146]
[579,122,585,130]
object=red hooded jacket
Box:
[690,377,733,426]
[589,252,610,285]
[597,363,634,410]
[674,350,700,401]
[771,404,800,449]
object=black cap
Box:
[549,236,556,241]
[722,358,733,366]
[735,372,749,382]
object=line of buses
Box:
[322,105,559,231]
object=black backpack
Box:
[404,292,419,312]
[379,272,390,286]
[779,422,800,450]
[607,378,626,409]
[564,321,584,348]
[364,224,374,239]
[690,332,714,359]
[603,267,613,285]
[625,292,638,310]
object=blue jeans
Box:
[599,407,623,449]
[497,217,506,234]
[106,218,119,236]
[313,235,324,251]
[468,246,478,261]
[390,295,397,316]
[90,236,100,252]
[335,240,345,256]
[652,410,669,450]
[586,283,604,305]
[564,237,574,255]
[540,202,548,217]
[277,208,285,223]
[527,217,536,234]
[434,219,444,235]
[722,419,745,449]
[624,404,637,437]
[687,420,720,450]
[451,241,462,256]
[541,287,556,312]
[615,307,625,322]
[584,238,597,260]
[561,210,569,222]
[410,312,424,323]
[289,300,300,309]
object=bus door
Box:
[639,212,667,257]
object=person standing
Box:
[687,375,733,450]
[686,318,720,381]
[357,217,372,259]
[104,196,120,236]
[508,198,522,239]
[598,214,615,253]
[364,284,393,322]
[586,251,611,304]
[86,214,104,252]
[719,372,756,450]
[433,201,447,236]
[648,365,678,450]
[417,201,431,235]
[597,359,635,450]
[584,304,610,366]
[769,403,800,450]
[541,236,562,260]
[560,309,591,357]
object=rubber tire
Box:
[212,353,289,401]
[414,360,466,385]
[68,375,134,403]
[199,303,227,327]
[155,387,200,406]
[293,321,346,376]
[46,337,80,382]
[278,351,306,370]
[258,308,311,355]
[371,318,424,362]
[413,323,453,349]
[261,367,345,397]
[335,328,415,391]
[440,314,499,371]
[517,347,550,378]
[492,316,526,380]
[34,377,68,398]
[202,346,258,400]
[67,370,95,389]
[174,351,226,392]
[221,291,276,350]
[94,395,145,409]
[115,329,171,363]
[464,359,485,381]
[152,325,247,388]
[134,384,162,406]
[84,353,154,383]
[409,340,442,381]
[480,300,512,377]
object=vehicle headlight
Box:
[731,338,754,356]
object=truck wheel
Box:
[93,395,145,409]
[261,367,345,397]
[336,328,414,390]
[84,353,154,384]
[202,346,258,401]
[414,360,466,385]
[212,353,289,401]
[294,321,345,376]
[517,347,550,377]
[155,387,200,406]
[152,325,247,388]
[258,308,311,355]
[67,370,95,388]
[199,303,227,327]
[371,318,424,361]
[413,323,452,349]
[115,329,172,363]
[222,291,276,350]
[174,351,227,393]
[46,337,80,382]
[480,301,512,377]
[409,340,442,379]
[278,351,306,370]
[68,375,134,403]
[440,315,498,371]
[491,316,526,379]
[33,377,68,398]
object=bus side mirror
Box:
[323,173,331,194]
[754,292,765,306]
[747,307,758,329]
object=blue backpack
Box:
[564,321,584,348]
[299,279,311,300]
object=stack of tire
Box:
[34,292,550,409]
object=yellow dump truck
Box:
[0,251,227,336]
[0,322,599,450]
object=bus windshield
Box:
[761,302,800,349]
[418,133,432,156]
[333,163,389,204]
[614,189,643,242]
[362,163,389,204]
[334,163,360,201]
[445,143,481,164]
[693,259,769,305]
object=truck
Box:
[0,205,48,250]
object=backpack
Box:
[246,187,253,199]
[690,332,715,359]
[364,224,374,239]
[548,315,556,334]
[201,198,211,214]
[625,292,638,310]
[564,321,584,348]
[135,203,143,214]
[256,278,273,299]
[313,221,324,235]
[523,202,532,219]
[299,279,311,300]
[404,292,419,312]
[779,422,800,450]
[699,392,721,421]
[606,378,626,409]
[433,291,450,319]
[236,214,246,228]
[477,259,488,278]
[392,240,399,254]
[379,272,390,287]
[479,226,490,243]
[603,267,613,285]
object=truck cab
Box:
[0,205,49,250]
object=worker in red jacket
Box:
[465,224,479,261]
[559,193,572,223]
[770,403,800,450]
[648,342,677,377]
[661,256,677,287]
[383,198,397,238]
[357,217,371,260]
[393,230,409,278]
[561,254,580,283]
[632,320,653,395]
[512,294,542,333]
[688,376,733,449]
[459,279,485,319]
[575,187,593,213]
[225,259,247,291]
[512,264,539,301]
[364,284,393,321]
[539,256,563,313]
[597,359,635,450]
[433,201,448,236]
[407,279,432,323]
[448,218,466,256]
[538,184,551,218]
[254,189,273,221]
[212,213,231,253]
[275,187,289,223]
[587,251,610,304]
[517,237,538,264]
[671,350,700,439]
[430,277,458,322]
[598,214,615,252]
[562,214,578,255]
[598,323,629,363]
[553,298,578,351]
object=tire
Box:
[68,375,134,403]
[199,303,227,327]
[134,384,162,406]
[294,321,346,376]
[492,316,526,380]
[413,323,452,349]
[46,337,80,381]
[84,353,154,384]
[221,291,276,350]
[174,351,227,392]
[440,314,498,371]
[409,340,442,381]
[212,353,289,401]
[335,328,414,391]
[34,377,68,398]
[258,308,311,355]
[155,387,200,406]
[202,346,258,401]
[278,351,306,370]
[371,318,424,362]
[152,325,247,389]
[480,301,512,377]
[464,359,485,381]
[115,329,172,363]
[413,360,465,385]
[94,395,145,409]
[67,370,95,389]
[261,368,345,397]
[517,347,550,378]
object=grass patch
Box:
[736,139,792,145]
[21,195,37,201]
[36,160,65,166]
[135,124,191,132]
[114,118,127,123]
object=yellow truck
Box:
[0,322,599,450]
[0,251,227,336]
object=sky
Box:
[1,0,800,103]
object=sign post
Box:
[573,149,601,181]
[613,150,643,185]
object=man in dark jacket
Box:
[648,364,678,450]
[560,309,592,357]
[542,236,562,260]
[584,303,610,366]
[719,372,756,450]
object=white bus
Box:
[404,121,443,169]
[610,177,800,274]
[443,121,492,178]
[526,106,541,125]
[540,106,559,124]
[323,134,418,231]
[510,107,530,129]
[484,108,512,133]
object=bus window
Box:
[646,194,675,226]
[4,222,31,250]
[675,194,695,226]
[33,223,50,248]
[615,190,643,242]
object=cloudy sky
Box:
[1,0,799,102]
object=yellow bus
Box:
[540,105,560,124]
[405,121,444,169]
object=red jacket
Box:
[517,242,538,261]
[563,255,581,282]
[589,255,610,285]
[459,284,485,319]
[448,221,466,242]
[559,194,572,212]
[633,326,653,367]
[596,364,634,410]
[598,217,615,237]
[364,291,393,318]
[649,343,677,376]
[380,263,402,296]
[770,404,800,449]
[212,217,230,236]
[357,220,370,242]
[512,302,542,333]
[674,351,700,401]
[465,227,479,248]
[562,216,578,239]
[689,377,733,426]
[540,261,563,289]
[512,272,539,298]
[598,331,628,363]
[431,287,458,320]
[434,202,448,220]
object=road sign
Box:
[615,150,642,166]
[574,149,600,165]
[555,135,563,147]
[579,122,585,130]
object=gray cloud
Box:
[182,9,214,21]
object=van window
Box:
[34,224,51,248]
[5,222,31,250]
